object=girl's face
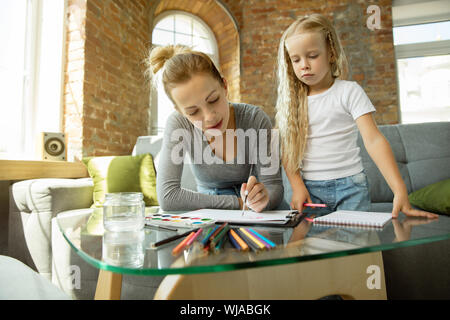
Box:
[285,31,334,95]
[170,73,229,137]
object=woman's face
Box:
[170,73,229,138]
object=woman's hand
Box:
[392,191,439,219]
[240,176,269,213]
[290,184,312,213]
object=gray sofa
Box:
[7,121,450,299]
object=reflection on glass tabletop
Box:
[57,209,450,276]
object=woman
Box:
[148,45,283,212]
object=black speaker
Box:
[40,132,66,161]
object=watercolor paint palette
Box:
[145,213,217,229]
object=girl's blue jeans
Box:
[303,171,371,217]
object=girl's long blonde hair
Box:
[146,44,223,106]
[275,14,348,174]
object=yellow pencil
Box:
[239,228,265,250]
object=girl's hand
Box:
[290,184,312,213]
[392,191,439,219]
[240,176,269,213]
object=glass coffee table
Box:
[57,209,450,300]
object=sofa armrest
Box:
[11,178,94,215]
[8,178,94,277]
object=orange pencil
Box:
[229,229,249,251]
[172,231,195,255]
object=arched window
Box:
[151,11,219,135]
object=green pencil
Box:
[210,224,230,250]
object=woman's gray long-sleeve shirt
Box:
[156,103,283,211]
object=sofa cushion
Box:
[399,122,450,191]
[133,135,197,191]
[408,178,450,215]
[358,125,412,203]
[83,154,158,207]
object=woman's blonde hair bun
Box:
[148,44,191,75]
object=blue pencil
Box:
[200,225,219,247]
[248,228,276,248]
[228,231,242,250]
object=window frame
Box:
[150,11,219,136]
[392,0,450,123]
[0,0,67,160]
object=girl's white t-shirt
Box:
[301,79,376,180]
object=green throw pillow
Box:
[82,153,158,207]
[409,178,450,215]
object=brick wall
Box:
[65,0,152,159]
[64,0,398,159]
[222,0,398,124]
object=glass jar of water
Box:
[103,192,145,232]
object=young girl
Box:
[148,44,283,212]
[275,14,438,219]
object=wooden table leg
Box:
[94,269,123,300]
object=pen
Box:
[242,164,254,216]
[151,228,199,248]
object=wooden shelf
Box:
[0,160,89,180]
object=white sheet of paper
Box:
[181,209,294,224]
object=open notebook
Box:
[180,209,295,225]
[312,210,392,228]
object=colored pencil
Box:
[228,231,242,250]
[186,228,203,247]
[239,228,266,250]
[234,228,259,252]
[210,224,229,249]
[151,228,199,248]
[245,228,271,249]
[200,225,219,247]
[209,222,228,242]
[247,228,276,248]
[172,231,195,255]
[303,203,327,208]
[213,233,228,253]
[229,229,249,251]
